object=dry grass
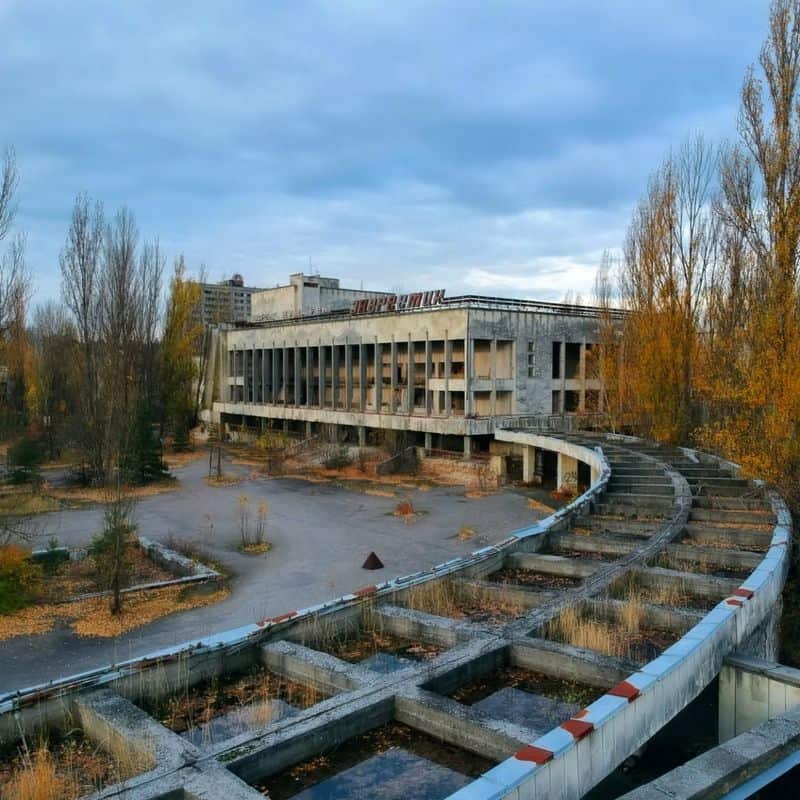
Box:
[1,747,80,800]
[619,593,645,635]
[655,552,715,575]
[204,474,244,488]
[151,666,322,740]
[0,584,229,641]
[405,579,527,623]
[46,480,178,504]
[685,536,766,552]
[239,542,272,555]
[0,730,149,800]
[162,449,205,469]
[394,499,415,517]
[546,597,681,663]
[0,748,80,800]
[609,574,695,608]
[547,606,622,657]
[300,604,442,663]
[0,492,61,517]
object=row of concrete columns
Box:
[229,338,469,417]
[519,445,599,489]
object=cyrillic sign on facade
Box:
[350,289,446,315]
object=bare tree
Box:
[31,302,76,458]
[60,194,105,480]
[138,238,165,407]
[719,0,800,348]
[60,197,166,484]
[619,134,719,441]
[0,148,32,427]
[0,149,18,246]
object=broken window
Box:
[565,342,581,379]
[564,390,580,413]
[552,342,561,379]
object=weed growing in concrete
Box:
[405,578,527,623]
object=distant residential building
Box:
[250,272,391,321]
[200,274,258,323]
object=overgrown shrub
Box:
[0,544,42,613]
[322,445,351,470]
[90,496,136,614]
[7,435,44,485]
[121,404,169,485]
[34,537,69,576]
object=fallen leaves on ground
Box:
[527,497,556,513]
[239,542,271,555]
[0,585,229,641]
[162,449,205,469]
[204,474,244,487]
[46,480,178,504]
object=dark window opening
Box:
[565,390,580,413]
[565,342,581,379]
[551,390,561,413]
[552,342,561,379]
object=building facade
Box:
[200,274,258,323]
[201,278,608,456]
[251,272,392,321]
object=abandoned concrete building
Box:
[201,276,611,480]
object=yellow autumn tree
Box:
[694,0,800,495]
[160,255,203,449]
[607,136,717,444]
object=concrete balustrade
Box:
[0,433,790,800]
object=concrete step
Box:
[608,481,673,496]
[612,466,668,477]
[602,492,673,508]
[675,467,734,478]
[550,532,636,558]
[689,507,775,526]
[689,484,761,498]
[506,552,599,578]
[665,543,762,572]
[573,516,658,537]
[685,477,750,488]
[682,523,770,551]
[595,502,668,519]
[691,496,771,511]
[607,474,673,485]
[634,565,740,601]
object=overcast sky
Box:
[1,1,768,305]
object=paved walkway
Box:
[0,457,547,692]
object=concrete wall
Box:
[250,274,392,321]
[204,302,604,438]
[719,654,800,742]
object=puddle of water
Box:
[473,687,579,733]
[360,653,412,674]
[181,698,297,746]
[289,747,471,800]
